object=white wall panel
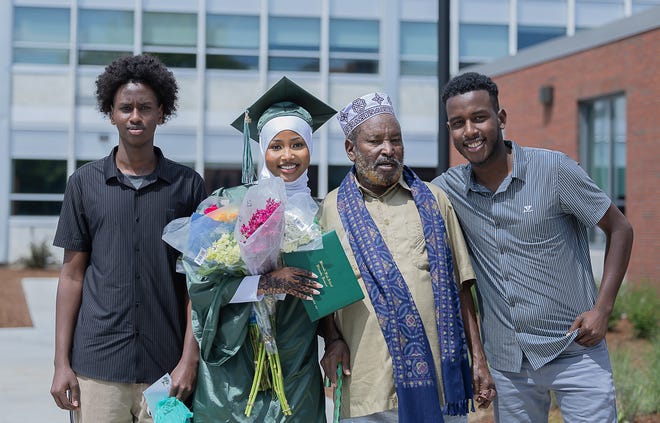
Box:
[11,129,68,158]
[204,133,246,165]
[400,0,438,21]
[206,0,261,15]
[12,73,71,108]
[270,0,322,16]
[206,76,262,130]
[329,0,382,18]
[398,80,438,134]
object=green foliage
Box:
[21,239,54,269]
[611,336,660,422]
[608,291,625,332]
[611,348,644,422]
[636,335,660,416]
[623,284,660,339]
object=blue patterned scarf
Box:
[337,166,472,423]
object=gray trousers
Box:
[490,341,617,423]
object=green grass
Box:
[610,335,660,422]
[607,282,659,340]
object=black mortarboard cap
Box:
[231,77,336,183]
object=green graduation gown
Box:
[185,261,325,422]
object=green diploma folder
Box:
[282,230,364,321]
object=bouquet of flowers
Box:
[162,185,248,277]
[233,178,292,416]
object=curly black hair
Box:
[95,54,178,122]
[442,72,500,112]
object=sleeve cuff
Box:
[229,275,263,303]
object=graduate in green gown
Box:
[186,77,336,422]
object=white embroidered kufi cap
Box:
[337,92,395,137]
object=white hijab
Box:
[258,115,313,198]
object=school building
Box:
[1,0,658,286]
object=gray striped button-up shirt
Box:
[433,141,611,373]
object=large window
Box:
[206,15,259,70]
[582,95,626,209]
[13,7,70,65]
[517,25,565,50]
[143,12,197,68]
[11,160,67,216]
[268,17,320,72]
[517,0,566,50]
[329,19,379,74]
[78,9,133,66]
[400,22,437,76]
[632,0,660,13]
[575,0,625,30]
[580,94,626,245]
[459,23,508,69]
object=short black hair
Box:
[442,72,500,111]
[95,54,178,122]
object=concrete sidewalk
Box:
[0,278,335,423]
[0,277,65,422]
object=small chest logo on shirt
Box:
[523,205,534,213]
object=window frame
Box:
[579,92,627,241]
[206,14,260,70]
[399,21,437,77]
[77,8,134,66]
[12,6,71,65]
[268,16,321,73]
[329,18,379,74]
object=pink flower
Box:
[240,198,281,239]
[203,204,219,215]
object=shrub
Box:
[608,290,625,331]
[21,239,54,269]
[623,284,660,339]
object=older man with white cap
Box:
[319,93,496,423]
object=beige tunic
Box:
[319,177,475,419]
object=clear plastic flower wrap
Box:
[281,192,323,253]
[234,177,286,275]
[162,185,248,277]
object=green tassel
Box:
[242,110,255,184]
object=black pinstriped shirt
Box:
[434,141,611,373]
[54,146,206,383]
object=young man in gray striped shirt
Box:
[433,72,633,423]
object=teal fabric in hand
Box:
[153,397,193,423]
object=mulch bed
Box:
[0,266,59,327]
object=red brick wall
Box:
[449,28,660,285]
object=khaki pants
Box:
[75,375,153,423]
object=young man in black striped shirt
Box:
[50,54,206,422]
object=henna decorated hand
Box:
[257,267,322,300]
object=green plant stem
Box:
[245,341,267,417]
[268,351,292,415]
